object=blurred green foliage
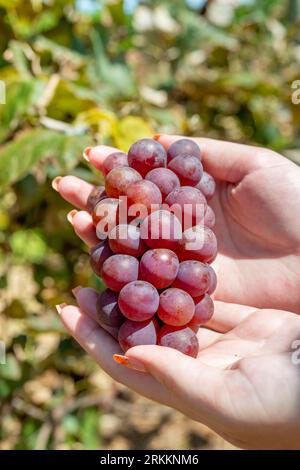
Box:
[0,0,299,450]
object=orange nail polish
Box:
[153,134,161,141]
[113,354,146,372]
[52,176,62,192]
[67,210,78,225]
[55,303,67,315]
[72,286,83,297]
[83,147,92,161]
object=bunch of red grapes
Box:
[87,138,217,358]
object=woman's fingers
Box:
[205,301,258,333]
[67,210,99,247]
[84,145,120,173]
[155,134,284,183]
[52,175,95,210]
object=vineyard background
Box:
[0,0,299,450]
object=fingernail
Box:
[67,209,78,225]
[153,134,161,141]
[72,286,83,297]
[83,147,92,161]
[55,303,67,315]
[113,354,146,373]
[52,176,62,192]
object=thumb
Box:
[155,134,284,183]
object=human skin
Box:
[52,135,300,449]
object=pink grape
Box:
[158,288,195,326]
[165,186,207,229]
[167,155,203,187]
[145,168,180,199]
[125,179,162,213]
[204,205,216,229]
[92,198,120,239]
[118,281,159,321]
[96,289,124,328]
[118,319,158,352]
[108,224,146,257]
[190,294,214,325]
[90,241,113,276]
[173,260,211,297]
[105,166,142,198]
[139,249,179,289]
[167,139,201,162]
[196,171,216,200]
[158,325,199,358]
[101,254,139,292]
[178,226,217,264]
[86,186,106,213]
[102,151,128,176]
[128,138,167,177]
[207,265,217,295]
[140,210,182,251]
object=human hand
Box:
[57,291,300,449]
[53,136,300,312]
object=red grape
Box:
[92,198,120,239]
[102,152,128,176]
[96,289,124,328]
[118,280,159,321]
[178,225,217,264]
[190,294,214,325]
[207,265,217,295]
[140,210,182,250]
[158,325,199,358]
[173,260,211,297]
[87,186,106,213]
[167,139,201,162]
[196,171,216,200]
[90,241,113,276]
[102,254,139,292]
[125,179,162,213]
[165,186,207,230]
[204,205,216,229]
[158,288,195,326]
[108,224,146,257]
[118,319,158,352]
[128,138,167,177]
[105,166,142,198]
[145,168,180,199]
[139,248,179,289]
[167,155,203,187]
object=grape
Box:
[204,205,216,229]
[139,248,179,289]
[86,186,106,213]
[158,288,195,326]
[207,265,217,295]
[102,254,139,292]
[145,168,180,200]
[96,289,124,331]
[105,166,142,198]
[158,325,199,358]
[173,260,211,297]
[178,226,217,264]
[102,152,128,176]
[90,241,113,276]
[196,171,216,200]
[190,294,214,325]
[118,319,158,352]
[165,186,207,230]
[108,224,146,257]
[92,198,120,239]
[167,139,201,162]
[118,280,159,321]
[128,138,167,177]
[140,210,182,250]
[167,155,203,187]
[125,180,162,213]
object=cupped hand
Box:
[53,136,300,312]
[57,291,300,449]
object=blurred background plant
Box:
[0,0,299,450]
